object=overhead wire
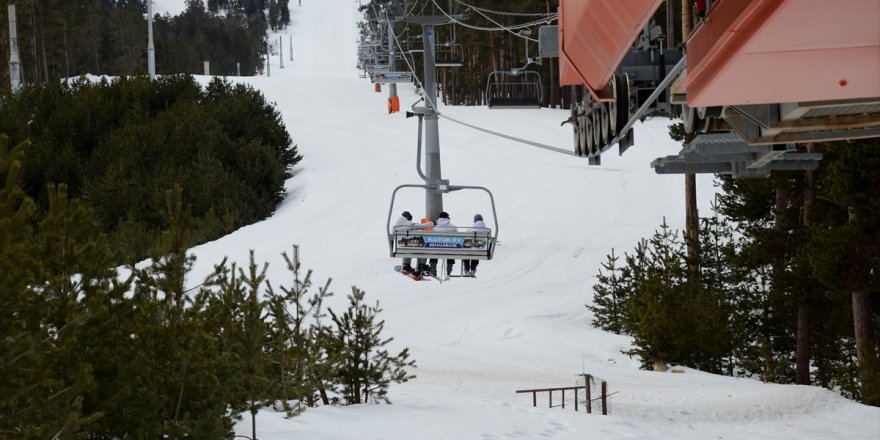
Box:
[370,1,574,158]
[430,0,555,41]
[439,113,577,157]
[453,0,557,18]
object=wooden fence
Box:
[515,380,608,415]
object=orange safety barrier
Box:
[388,96,400,113]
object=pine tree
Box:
[125,187,235,439]
[808,139,880,405]
[209,251,273,440]
[266,245,335,411]
[327,287,416,404]
[622,219,730,372]
[588,249,629,334]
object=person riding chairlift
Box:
[394,211,433,275]
[427,211,457,277]
[463,213,490,276]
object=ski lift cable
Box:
[429,0,552,41]
[384,13,569,158]
[440,6,552,38]
[387,11,427,91]
[453,0,558,18]
[411,0,430,17]
[438,112,577,157]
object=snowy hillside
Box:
[156,1,879,439]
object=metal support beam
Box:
[421,23,443,219]
[388,20,397,101]
[651,132,823,178]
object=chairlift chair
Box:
[367,64,390,73]
[486,70,543,109]
[386,184,499,263]
[435,43,464,67]
[371,71,414,84]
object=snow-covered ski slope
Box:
[156,1,879,438]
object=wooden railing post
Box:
[515,384,607,415]
[586,380,592,414]
[601,381,608,415]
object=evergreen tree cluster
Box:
[0,170,415,438]
[207,0,292,31]
[0,74,301,262]
[588,139,880,405]
[0,0,279,89]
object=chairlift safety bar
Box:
[386,183,499,261]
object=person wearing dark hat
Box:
[428,211,457,278]
[464,213,490,276]
[393,210,434,274]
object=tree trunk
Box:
[682,0,698,272]
[63,23,70,79]
[685,174,698,264]
[39,20,49,83]
[796,143,816,385]
[31,5,39,84]
[251,408,257,440]
[318,384,330,405]
[681,0,692,40]
[848,208,875,384]
[796,305,811,384]
[853,290,873,375]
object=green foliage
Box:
[0,175,416,436]
[588,249,629,335]
[0,1,271,86]
[0,75,300,262]
[266,245,337,413]
[620,220,729,372]
[327,287,417,404]
[595,138,880,405]
[155,2,269,76]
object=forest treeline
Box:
[0,175,415,437]
[0,0,293,89]
[589,137,880,405]
[0,74,300,262]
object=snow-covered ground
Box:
[155,1,879,438]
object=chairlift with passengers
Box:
[385,108,500,277]
[386,185,499,263]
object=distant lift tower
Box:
[8,4,21,91]
[147,1,156,79]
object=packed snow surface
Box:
[152,1,879,438]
